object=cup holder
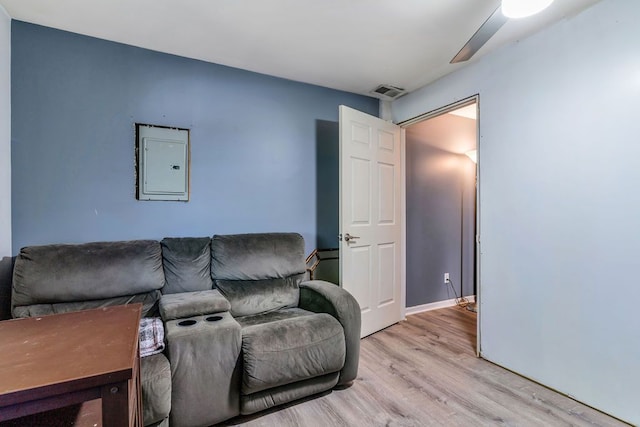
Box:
[206,315,223,322]
[178,319,197,327]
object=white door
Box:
[339,105,403,338]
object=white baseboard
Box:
[405,295,476,316]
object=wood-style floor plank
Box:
[219,307,627,427]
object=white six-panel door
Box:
[339,105,403,338]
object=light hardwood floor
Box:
[220,307,627,427]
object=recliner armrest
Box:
[299,280,361,385]
[159,289,231,321]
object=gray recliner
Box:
[211,233,360,415]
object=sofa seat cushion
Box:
[141,353,172,426]
[240,311,345,395]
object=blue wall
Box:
[11,22,378,255]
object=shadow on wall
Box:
[0,256,15,320]
[315,120,339,251]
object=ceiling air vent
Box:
[370,84,407,100]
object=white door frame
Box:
[397,94,481,355]
[400,127,407,321]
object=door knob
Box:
[344,233,360,243]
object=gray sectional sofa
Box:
[11,233,361,427]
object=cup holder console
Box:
[178,319,197,327]
[166,309,241,427]
[176,316,223,326]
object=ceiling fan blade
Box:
[450,5,508,63]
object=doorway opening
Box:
[400,96,479,352]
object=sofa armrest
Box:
[159,289,231,321]
[299,280,361,385]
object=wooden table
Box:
[0,304,143,426]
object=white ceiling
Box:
[0,0,599,97]
[449,104,477,120]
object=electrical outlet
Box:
[444,273,450,283]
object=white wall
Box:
[0,7,10,257]
[393,0,640,424]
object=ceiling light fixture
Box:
[502,0,554,18]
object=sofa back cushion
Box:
[12,240,165,314]
[211,233,306,317]
[161,237,213,294]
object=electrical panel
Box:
[136,124,190,201]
